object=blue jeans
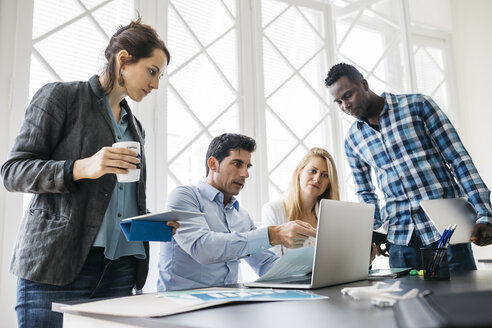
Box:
[16,247,137,328]
[387,232,477,271]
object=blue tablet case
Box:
[120,220,173,242]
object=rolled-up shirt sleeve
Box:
[168,186,274,266]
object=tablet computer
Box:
[122,209,205,222]
[420,198,476,244]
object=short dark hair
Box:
[324,63,364,87]
[205,133,256,176]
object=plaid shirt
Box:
[345,93,492,246]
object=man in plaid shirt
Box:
[325,63,492,271]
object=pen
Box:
[437,225,451,248]
[429,231,447,277]
[443,224,457,248]
[428,226,449,275]
[430,224,457,278]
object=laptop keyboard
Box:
[280,278,312,285]
[271,275,312,285]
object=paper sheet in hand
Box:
[256,246,314,282]
[120,209,204,242]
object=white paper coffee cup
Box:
[112,141,140,183]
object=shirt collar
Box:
[356,92,390,130]
[197,180,240,210]
[89,75,106,99]
[120,105,128,121]
[103,96,129,126]
[91,74,132,118]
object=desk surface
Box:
[54,271,492,328]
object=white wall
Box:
[0,1,22,327]
[409,0,453,31]
[0,1,35,326]
[450,0,492,261]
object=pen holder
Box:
[421,247,450,281]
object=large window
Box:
[29,0,134,100]
[332,0,410,202]
[332,0,456,202]
[163,0,343,217]
[23,0,134,212]
[166,0,239,190]
[262,1,336,201]
[413,34,455,116]
[25,0,457,221]
[19,0,457,288]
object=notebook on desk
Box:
[245,199,375,289]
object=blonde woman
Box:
[262,148,340,256]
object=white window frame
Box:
[1,0,461,304]
[1,1,36,326]
[410,26,459,125]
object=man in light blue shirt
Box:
[158,133,317,291]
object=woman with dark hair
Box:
[1,16,177,328]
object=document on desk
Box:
[61,287,326,318]
[61,293,229,318]
[256,246,314,282]
[163,288,326,302]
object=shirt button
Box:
[119,186,123,190]
[399,175,403,179]
[117,213,122,217]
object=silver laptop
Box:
[245,199,375,289]
[420,198,476,244]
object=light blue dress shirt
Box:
[92,96,146,260]
[157,180,278,291]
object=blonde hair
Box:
[283,148,340,221]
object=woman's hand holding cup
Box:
[73,142,140,181]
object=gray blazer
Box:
[1,75,149,288]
